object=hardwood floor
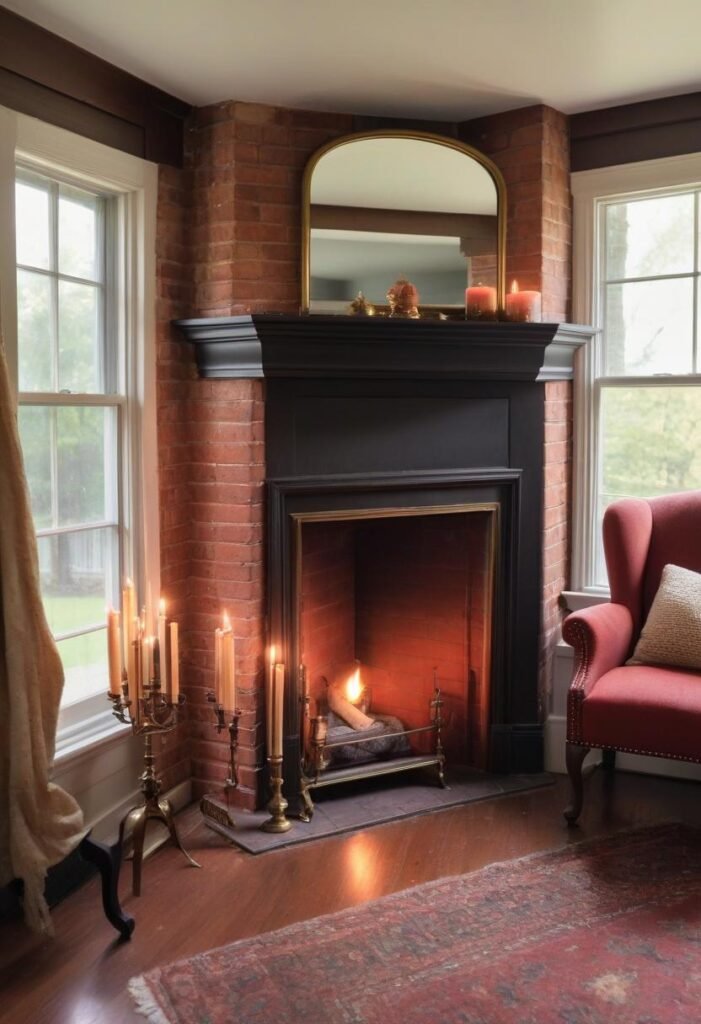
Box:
[1,769,700,1024]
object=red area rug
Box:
[130,824,701,1024]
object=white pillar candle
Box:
[158,598,168,693]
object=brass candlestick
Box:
[207,692,241,789]
[109,648,201,897]
[261,755,291,833]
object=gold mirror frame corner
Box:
[300,129,507,315]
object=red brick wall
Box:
[461,104,571,321]
[154,163,194,792]
[541,379,573,708]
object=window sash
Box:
[571,154,701,594]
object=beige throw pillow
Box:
[629,563,701,670]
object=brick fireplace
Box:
[156,99,577,809]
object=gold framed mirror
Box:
[301,130,506,317]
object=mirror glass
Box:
[304,134,502,315]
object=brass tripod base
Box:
[119,796,201,896]
[261,815,292,833]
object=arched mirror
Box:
[301,131,506,317]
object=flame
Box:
[510,280,519,294]
[222,610,231,631]
[159,598,166,616]
[346,666,362,704]
[269,644,276,665]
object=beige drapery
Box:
[0,336,85,934]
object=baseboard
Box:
[544,713,701,781]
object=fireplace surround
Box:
[176,314,592,814]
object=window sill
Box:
[560,589,610,613]
[54,707,132,769]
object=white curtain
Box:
[0,337,85,934]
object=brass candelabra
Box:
[207,692,242,787]
[261,754,291,832]
[109,645,201,897]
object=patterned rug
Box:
[130,824,701,1024]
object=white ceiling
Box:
[5,0,701,119]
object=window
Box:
[16,167,121,706]
[572,156,701,591]
[0,108,158,755]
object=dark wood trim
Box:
[571,91,701,171]
[310,204,496,238]
[0,6,190,166]
[174,314,593,383]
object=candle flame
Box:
[125,577,133,587]
[346,667,362,704]
[223,610,231,630]
[511,280,519,294]
[159,598,166,615]
[269,644,276,665]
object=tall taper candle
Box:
[272,663,284,758]
[158,598,168,692]
[122,578,136,666]
[170,621,180,701]
[222,631,236,711]
[107,608,122,696]
[266,644,276,755]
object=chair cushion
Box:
[629,563,701,670]
[581,664,701,762]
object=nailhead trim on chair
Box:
[566,738,701,763]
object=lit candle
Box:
[107,607,122,696]
[132,634,142,722]
[214,627,222,702]
[158,598,168,693]
[505,280,542,322]
[266,644,276,757]
[170,621,180,701]
[128,616,139,703]
[221,612,236,710]
[142,636,154,693]
[122,578,136,666]
[465,283,497,319]
[272,663,285,758]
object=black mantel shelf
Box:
[173,314,595,383]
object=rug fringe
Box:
[128,976,170,1024]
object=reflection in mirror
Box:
[303,134,503,315]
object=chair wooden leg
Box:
[564,743,590,825]
[78,832,135,940]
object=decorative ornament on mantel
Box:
[348,291,376,316]
[386,277,421,319]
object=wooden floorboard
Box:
[1,770,700,1024]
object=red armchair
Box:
[563,491,701,823]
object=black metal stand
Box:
[78,831,135,940]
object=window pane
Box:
[58,632,109,705]
[15,179,50,270]
[604,278,693,375]
[58,280,102,393]
[59,184,100,281]
[600,384,701,505]
[605,193,695,280]
[56,406,117,526]
[18,405,53,529]
[38,527,118,635]
[17,269,53,391]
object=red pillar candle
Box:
[505,280,542,322]
[465,284,497,319]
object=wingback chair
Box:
[562,490,701,823]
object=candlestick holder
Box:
[206,692,241,790]
[261,754,292,833]
[108,663,201,897]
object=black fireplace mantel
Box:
[174,314,595,382]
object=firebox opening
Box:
[298,506,496,772]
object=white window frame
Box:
[0,106,160,761]
[570,152,701,595]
